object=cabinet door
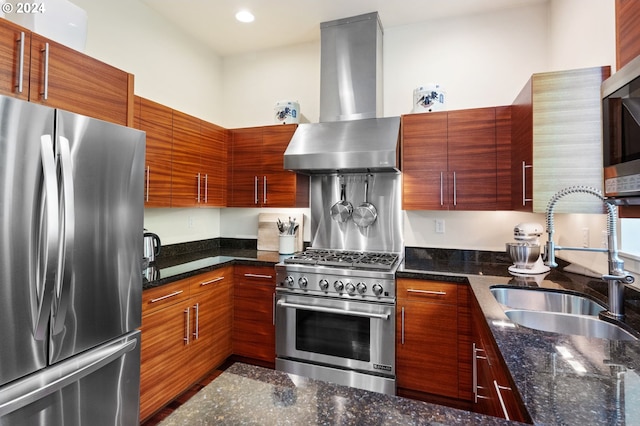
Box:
[233,266,275,364]
[171,110,201,207]
[137,97,173,207]
[189,267,233,374]
[471,296,530,422]
[200,120,227,207]
[397,299,459,398]
[447,108,497,210]
[262,124,306,207]
[0,20,30,100]
[29,33,130,125]
[228,127,263,207]
[402,112,448,210]
[396,279,459,398]
[140,298,192,422]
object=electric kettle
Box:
[143,229,161,264]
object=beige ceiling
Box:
[140,0,547,56]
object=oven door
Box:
[275,291,395,376]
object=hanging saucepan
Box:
[353,177,377,228]
[330,178,353,223]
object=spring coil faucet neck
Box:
[544,185,634,320]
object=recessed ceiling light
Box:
[235,10,255,23]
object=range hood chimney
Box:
[284,12,401,173]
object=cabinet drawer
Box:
[190,265,232,295]
[142,279,190,315]
[234,265,276,285]
[397,279,459,305]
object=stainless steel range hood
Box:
[284,12,400,173]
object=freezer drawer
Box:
[0,331,141,426]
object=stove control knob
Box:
[319,279,329,291]
[284,276,295,287]
[345,282,356,295]
[334,280,344,292]
[298,277,308,288]
[356,282,367,294]
[372,283,384,296]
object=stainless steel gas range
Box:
[275,248,401,395]
[274,171,403,395]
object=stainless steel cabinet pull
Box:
[41,42,49,100]
[254,176,258,204]
[15,32,25,93]
[193,303,199,339]
[472,343,488,403]
[149,290,183,303]
[407,289,447,296]
[494,380,512,420]
[196,173,201,202]
[401,307,405,345]
[522,161,533,206]
[184,307,190,344]
[244,273,273,279]
[145,166,150,202]
[453,171,457,206]
[278,300,390,320]
[440,172,444,206]
[205,174,208,203]
[263,176,267,204]
[201,276,224,286]
[272,293,276,325]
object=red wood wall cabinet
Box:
[134,96,227,208]
[227,124,309,208]
[0,18,133,126]
[402,106,510,211]
[616,0,640,70]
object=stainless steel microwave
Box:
[602,55,640,205]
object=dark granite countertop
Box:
[147,244,640,425]
[159,362,518,426]
[142,247,286,290]
[398,247,640,426]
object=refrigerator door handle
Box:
[52,136,75,334]
[0,336,138,417]
[34,135,60,341]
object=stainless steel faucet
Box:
[544,185,635,320]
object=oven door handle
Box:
[277,300,390,320]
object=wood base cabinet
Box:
[140,266,233,422]
[0,18,132,126]
[233,265,276,365]
[471,295,531,423]
[396,279,472,404]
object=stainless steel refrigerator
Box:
[0,95,145,425]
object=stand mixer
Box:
[506,223,551,275]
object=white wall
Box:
[68,0,628,273]
[547,0,617,72]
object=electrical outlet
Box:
[435,219,445,234]
[581,228,589,248]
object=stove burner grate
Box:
[284,249,399,271]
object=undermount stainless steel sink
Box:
[490,286,606,315]
[503,309,638,341]
[490,286,638,341]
